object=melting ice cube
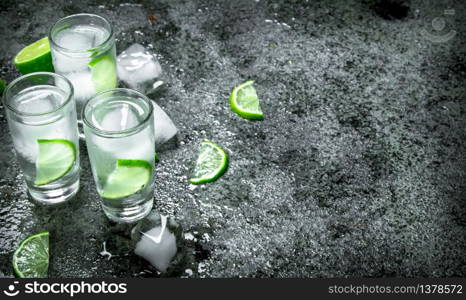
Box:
[117,43,163,94]
[132,213,180,273]
[152,101,178,145]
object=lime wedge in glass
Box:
[0,79,6,95]
[34,139,76,186]
[14,37,54,74]
[230,80,264,120]
[12,232,49,278]
[189,141,228,184]
[102,159,152,199]
[88,55,117,93]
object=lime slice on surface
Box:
[12,232,49,278]
[102,159,152,199]
[34,139,76,186]
[189,141,228,184]
[14,37,54,74]
[88,55,117,93]
[230,80,264,120]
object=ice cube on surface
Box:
[152,101,178,144]
[134,215,177,272]
[117,43,162,94]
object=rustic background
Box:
[1,0,465,277]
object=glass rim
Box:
[82,88,154,137]
[48,13,114,54]
[3,72,74,117]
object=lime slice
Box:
[88,55,117,93]
[0,79,6,95]
[102,159,152,199]
[230,80,264,120]
[189,141,228,184]
[12,232,49,278]
[14,37,54,74]
[34,139,76,186]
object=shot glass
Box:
[83,88,155,223]
[3,72,80,204]
[49,13,117,129]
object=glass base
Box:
[102,198,153,223]
[28,179,79,205]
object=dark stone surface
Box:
[1,0,466,277]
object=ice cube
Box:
[12,114,70,163]
[55,31,93,51]
[91,97,177,145]
[64,71,96,103]
[10,89,71,161]
[52,29,93,73]
[16,90,57,114]
[89,103,154,161]
[98,104,140,131]
[152,101,178,144]
[117,44,162,94]
[87,100,176,160]
[10,125,39,163]
[52,25,109,73]
[78,26,108,48]
[90,125,154,162]
[52,51,90,73]
[133,214,179,273]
